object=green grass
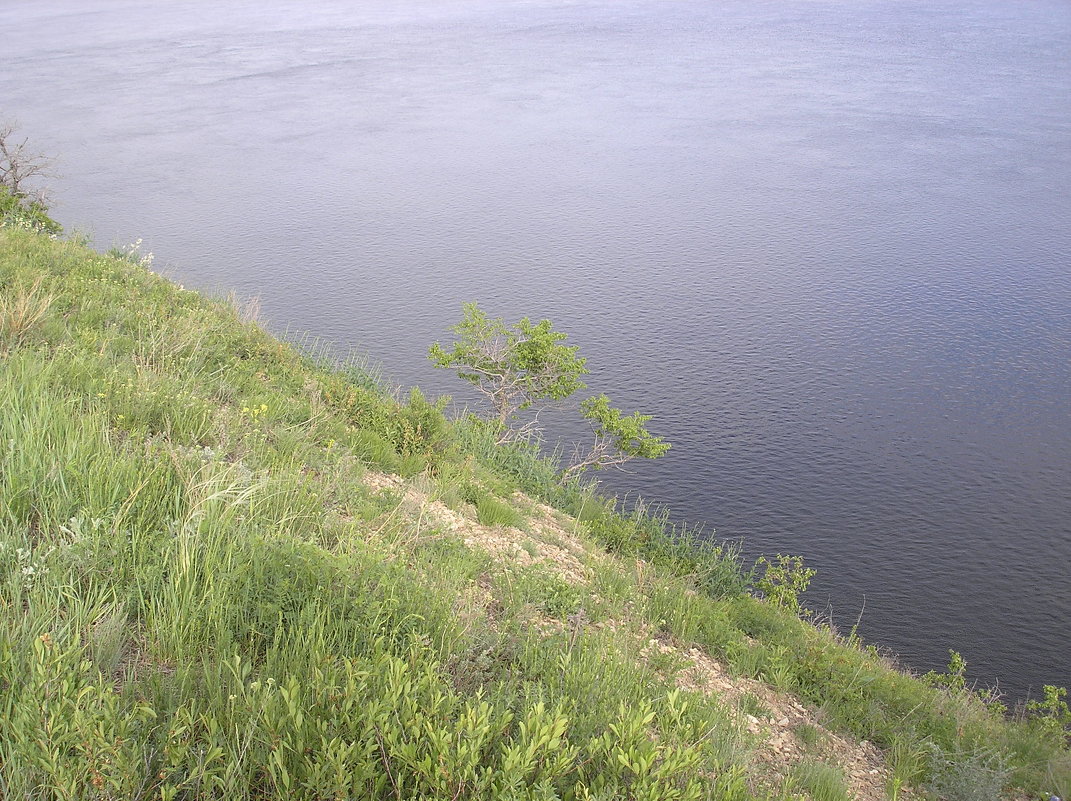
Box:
[0,225,1067,800]
[794,722,823,749]
[785,759,852,801]
[473,492,525,528]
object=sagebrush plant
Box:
[926,742,1011,801]
[0,226,1067,799]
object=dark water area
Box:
[3,0,1069,701]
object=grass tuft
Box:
[0,275,53,349]
[786,759,852,801]
[474,492,525,528]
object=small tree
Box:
[0,120,59,235]
[429,302,588,443]
[431,304,673,476]
[561,394,670,481]
[0,120,53,203]
[754,554,815,616]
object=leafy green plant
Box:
[560,393,670,481]
[579,694,708,801]
[392,387,454,461]
[761,645,797,691]
[923,649,969,694]
[1027,685,1071,735]
[507,569,583,619]
[755,554,815,615]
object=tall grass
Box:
[0,275,52,349]
[785,759,852,801]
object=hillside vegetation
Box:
[0,227,1067,800]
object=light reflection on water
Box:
[3,0,1069,699]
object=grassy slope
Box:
[0,228,1067,800]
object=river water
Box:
[3,0,1069,701]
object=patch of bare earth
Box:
[360,472,593,584]
[640,637,907,801]
[361,470,906,800]
[109,629,175,692]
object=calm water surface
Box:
[3,0,1069,700]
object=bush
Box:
[754,553,815,615]
[0,186,60,235]
[926,743,1011,801]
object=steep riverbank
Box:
[0,227,1067,799]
